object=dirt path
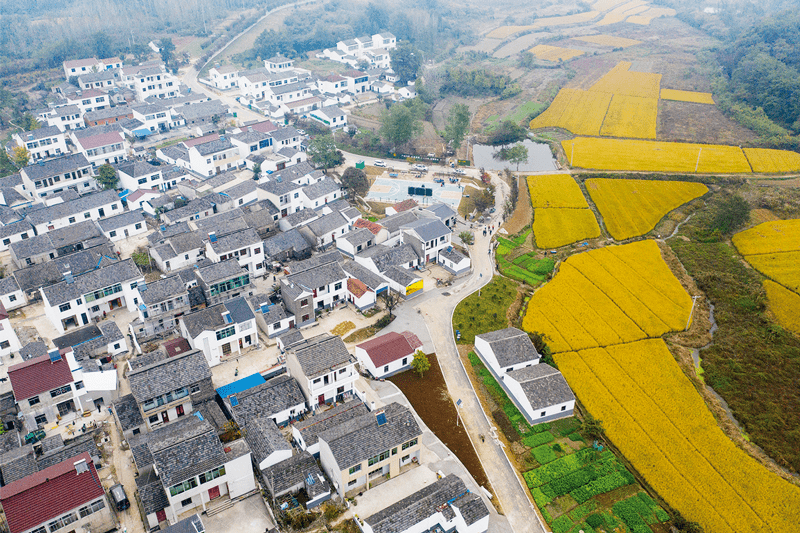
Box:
[105,414,145,533]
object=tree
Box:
[252,163,262,180]
[390,42,422,85]
[10,146,30,168]
[486,120,527,146]
[96,163,119,190]
[131,42,151,63]
[473,185,495,212]
[341,167,369,198]
[380,104,423,149]
[307,135,344,171]
[582,414,605,440]
[159,37,176,66]
[459,231,474,245]
[411,350,430,377]
[710,194,750,235]
[92,31,113,59]
[495,143,528,171]
[519,51,535,69]
[380,290,400,318]
[444,104,470,150]
[21,114,40,131]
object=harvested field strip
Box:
[763,280,800,334]
[744,147,800,173]
[556,339,800,532]
[597,0,649,25]
[660,88,715,104]
[589,61,661,99]
[529,44,585,62]
[486,11,601,39]
[591,0,631,11]
[574,34,642,47]
[563,137,753,173]
[599,94,658,139]
[626,7,677,24]
[585,178,708,240]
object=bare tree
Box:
[380,290,401,318]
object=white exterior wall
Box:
[21,166,97,201]
[257,448,293,471]
[0,228,34,252]
[502,375,575,424]
[104,219,147,242]
[359,506,488,533]
[0,288,27,311]
[354,347,411,379]
[0,316,22,359]
[205,244,265,276]
[33,198,123,233]
[188,146,242,177]
[151,247,204,273]
[48,111,84,132]
[438,254,470,275]
[143,399,194,430]
[134,73,180,100]
[304,362,357,409]
[79,139,129,169]
[181,319,258,368]
[41,278,144,334]
[474,338,538,375]
[15,132,68,162]
[118,170,164,192]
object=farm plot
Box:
[562,137,753,173]
[574,34,642,48]
[533,209,601,249]
[589,61,661,99]
[626,6,677,24]
[660,88,715,104]
[599,94,658,139]
[529,44,585,62]
[764,280,800,334]
[597,0,648,25]
[554,338,800,533]
[744,147,800,173]
[733,219,800,300]
[528,174,589,208]
[530,88,612,136]
[585,178,708,240]
[522,240,692,353]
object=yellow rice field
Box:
[764,280,800,334]
[533,208,601,249]
[527,174,588,208]
[597,0,648,25]
[530,88,612,136]
[744,147,800,173]
[589,61,662,98]
[562,137,754,173]
[732,219,800,256]
[626,6,677,24]
[599,94,658,139]
[554,338,800,533]
[742,252,800,293]
[522,240,692,352]
[660,88,715,104]
[574,34,642,47]
[529,44,585,62]
[585,178,708,240]
[486,11,601,38]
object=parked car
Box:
[109,484,130,511]
[455,169,466,175]
[413,163,428,171]
[374,160,387,167]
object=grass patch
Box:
[506,101,547,125]
[154,137,189,149]
[330,321,355,336]
[668,197,800,473]
[453,277,519,344]
[467,352,531,435]
[494,228,554,285]
[343,314,395,343]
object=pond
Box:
[389,354,492,491]
[472,140,558,172]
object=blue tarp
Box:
[133,128,152,138]
[215,373,266,399]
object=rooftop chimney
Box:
[63,271,74,284]
[74,459,89,474]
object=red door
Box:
[156,510,166,523]
[208,486,221,500]
[176,405,184,417]
[318,394,325,405]
[161,411,169,423]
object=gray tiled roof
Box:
[26,190,120,226]
[163,197,215,224]
[112,393,145,432]
[343,227,374,247]
[0,447,38,484]
[301,177,340,201]
[13,245,117,294]
[294,401,369,448]
[140,275,187,305]
[180,297,253,338]
[286,262,347,295]
[244,417,291,466]
[341,260,385,291]
[475,327,539,368]
[19,342,48,361]
[225,374,305,427]
[358,243,419,273]
[129,413,208,470]
[84,105,133,122]
[148,221,191,245]
[178,100,228,122]
[401,218,450,242]
[258,177,304,197]
[41,258,142,306]
[135,473,169,515]
[16,125,62,142]
[97,209,144,232]
[379,210,418,234]
[424,202,457,220]
[156,231,204,260]
[71,123,122,139]
[152,425,226,486]
[160,514,206,533]
[281,208,318,228]
[439,246,467,263]
[278,329,304,348]
[196,258,245,284]
[288,250,343,275]
[221,180,257,201]
[263,229,311,258]
[318,402,421,470]
[208,228,260,255]
[304,211,348,237]
[53,324,102,350]
[364,474,488,533]
[116,160,161,179]
[269,126,301,142]
[262,451,329,499]
[193,138,234,156]
[0,431,20,455]
[288,334,352,379]
[21,153,91,181]
[128,349,212,403]
[382,266,418,286]
[36,434,99,470]
[507,363,575,410]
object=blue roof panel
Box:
[215,372,266,399]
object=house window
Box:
[149,415,159,424]
[383,365,388,373]
[216,325,236,341]
[9,295,16,302]
[541,411,546,417]
[181,497,193,507]
[68,217,76,223]
[35,414,48,425]
[110,231,117,238]
[392,447,398,455]
[561,405,567,411]
[302,314,310,322]
[199,466,225,484]
[74,381,84,390]
[29,396,40,406]
[78,499,105,518]
[59,303,71,312]
[348,479,359,487]
[2,239,8,246]
[334,282,342,291]
[367,449,391,466]
[48,512,78,531]
[0,341,8,350]
[50,385,72,398]
[402,358,407,365]
[84,212,91,218]
[30,527,46,533]
[402,438,418,450]
[169,478,198,496]
[349,464,361,475]
[190,384,201,394]
[112,204,118,210]
[135,223,142,229]
[300,299,309,307]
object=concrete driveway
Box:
[201,493,276,533]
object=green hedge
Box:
[522,431,554,448]
[567,500,598,522]
[532,444,558,464]
[551,515,573,533]
[570,469,636,503]
[612,499,651,533]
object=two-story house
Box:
[45,104,84,132]
[150,231,206,272]
[299,211,350,249]
[309,105,347,131]
[40,258,144,333]
[208,65,239,90]
[281,261,348,326]
[400,217,452,264]
[63,57,100,79]
[126,348,214,431]
[0,302,22,361]
[187,138,242,177]
[11,126,68,163]
[317,402,421,497]
[96,209,147,241]
[24,189,122,234]
[131,275,191,339]
[285,333,357,409]
[133,67,181,100]
[116,160,166,191]
[70,126,128,168]
[195,260,252,307]
[248,295,296,339]
[19,153,96,200]
[179,297,258,367]
[131,102,177,133]
[220,373,306,427]
[9,220,109,268]
[204,228,264,275]
[66,89,110,114]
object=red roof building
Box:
[164,337,192,358]
[7,352,74,401]
[391,199,418,213]
[76,131,124,150]
[347,278,369,299]
[353,218,383,236]
[355,331,423,378]
[183,133,220,148]
[248,120,278,134]
[0,452,107,533]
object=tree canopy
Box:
[411,350,431,377]
[444,104,470,150]
[96,163,119,190]
[341,167,370,198]
[380,104,423,149]
[486,120,528,146]
[307,135,343,170]
[494,143,528,171]
[10,146,30,168]
[390,42,422,85]
[159,37,176,66]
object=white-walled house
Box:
[503,364,576,424]
[70,127,129,168]
[438,246,471,276]
[243,417,292,471]
[355,331,422,379]
[309,106,347,130]
[179,297,258,367]
[474,327,540,376]
[0,302,22,360]
[400,217,452,264]
[19,153,96,200]
[208,65,239,90]
[96,209,147,242]
[0,277,27,311]
[221,373,307,428]
[25,189,122,234]
[285,334,357,409]
[11,126,68,162]
[204,228,264,275]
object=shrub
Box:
[551,515,573,533]
[567,432,585,443]
[552,443,564,453]
[585,513,604,528]
[532,444,558,464]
